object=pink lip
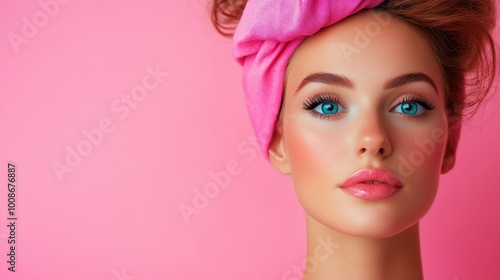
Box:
[339,168,403,201]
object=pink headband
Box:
[233,0,385,161]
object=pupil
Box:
[402,102,417,114]
[322,103,337,114]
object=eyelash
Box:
[301,94,436,120]
[394,95,435,119]
[302,94,345,119]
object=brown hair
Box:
[211,0,247,37]
[211,0,497,160]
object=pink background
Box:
[0,0,499,279]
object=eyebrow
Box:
[384,72,438,92]
[295,73,353,94]
[294,72,438,95]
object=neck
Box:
[303,215,423,280]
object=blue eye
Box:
[314,102,343,115]
[393,96,435,117]
[302,94,346,119]
[394,101,423,115]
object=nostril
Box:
[360,147,388,155]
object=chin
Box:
[309,204,429,239]
[326,219,421,239]
[343,221,419,239]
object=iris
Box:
[316,102,340,115]
[396,101,421,115]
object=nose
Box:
[355,114,392,158]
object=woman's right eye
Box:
[302,94,346,119]
[313,102,345,115]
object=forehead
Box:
[284,10,444,95]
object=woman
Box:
[212,0,496,279]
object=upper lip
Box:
[340,168,403,188]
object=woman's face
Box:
[269,11,455,237]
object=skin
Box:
[269,11,456,280]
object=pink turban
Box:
[233,0,385,161]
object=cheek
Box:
[281,114,449,237]
[395,123,447,182]
[284,121,348,185]
[393,122,448,220]
[282,120,354,215]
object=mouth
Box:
[339,169,403,201]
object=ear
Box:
[440,147,456,174]
[268,119,291,175]
[441,120,460,174]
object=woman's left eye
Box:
[393,101,424,115]
[392,97,435,117]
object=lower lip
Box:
[340,183,401,201]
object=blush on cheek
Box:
[285,129,318,179]
[394,119,448,177]
[285,123,347,185]
[286,123,323,163]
